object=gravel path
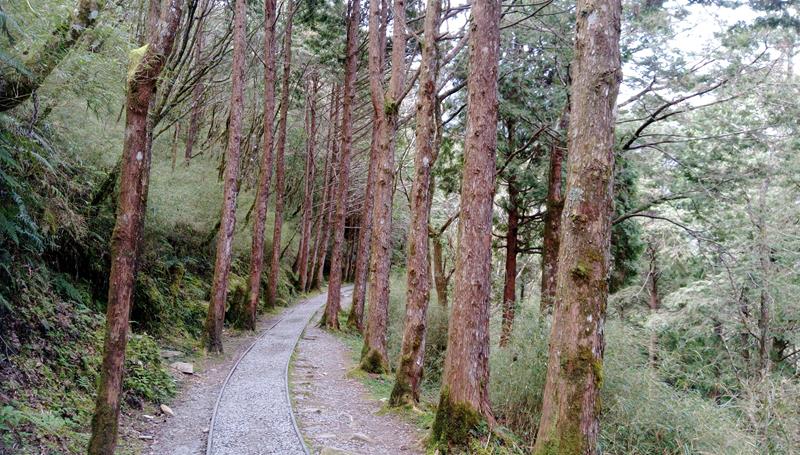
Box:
[292,301,425,455]
[141,313,285,455]
[207,289,346,455]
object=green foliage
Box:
[123,333,176,403]
[491,313,756,454]
[610,154,645,292]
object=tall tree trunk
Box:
[532,0,622,451]
[298,75,319,291]
[88,2,182,453]
[0,0,102,112]
[389,0,441,406]
[347,126,380,332]
[313,85,340,289]
[500,178,519,347]
[540,114,566,313]
[204,0,248,353]
[244,0,278,330]
[646,240,660,367]
[322,0,360,329]
[756,175,772,377]
[348,0,389,333]
[266,0,295,307]
[183,0,210,165]
[308,150,330,289]
[430,0,500,445]
[500,120,518,347]
[360,0,408,374]
[432,234,448,307]
[171,122,181,171]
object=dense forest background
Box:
[0,0,798,453]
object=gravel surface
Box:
[292,296,425,455]
[141,313,284,455]
[207,290,338,455]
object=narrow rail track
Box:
[205,287,351,455]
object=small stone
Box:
[202,428,209,433]
[320,448,352,455]
[160,404,174,417]
[160,350,183,359]
[142,414,155,420]
[170,362,194,374]
[351,432,375,444]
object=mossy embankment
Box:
[0,111,297,452]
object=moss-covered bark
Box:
[532,0,622,451]
[430,387,484,450]
[88,2,182,453]
[0,0,103,112]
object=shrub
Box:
[491,315,757,454]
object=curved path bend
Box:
[207,286,352,455]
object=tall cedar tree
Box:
[360,0,407,373]
[314,85,341,288]
[532,0,622,450]
[308,88,336,289]
[87,1,182,453]
[389,0,441,405]
[0,0,102,111]
[245,0,278,329]
[322,0,360,329]
[430,0,501,445]
[183,0,211,165]
[205,0,248,353]
[266,0,295,307]
[539,115,566,312]
[500,120,519,347]
[348,0,388,332]
[297,75,319,291]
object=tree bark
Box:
[646,240,660,367]
[205,0,248,353]
[532,0,622,451]
[266,0,295,307]
[88,2,182,453]
[244,0,278,330]
[360,0,408,374]
[432,234,448,307]
[322,0,360,329]
[540,114,566,313]
[298,74,319,291]
[348,0,388,333]
[431,0,500,445]
[390,0,440,406]
[0,0,102,112]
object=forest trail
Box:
[204,289,338,455]
[144,288,345,455]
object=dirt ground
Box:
[291,312,426,455]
